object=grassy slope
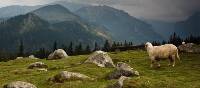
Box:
[0,50,200,88]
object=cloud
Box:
[0,0,199,22]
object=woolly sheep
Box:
[145,42,180,67]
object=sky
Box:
[0,0,200,22]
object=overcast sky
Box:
[0,0,200,22]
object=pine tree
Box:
[75,42,83,55]
[67,42,73,55]
[53,41,57,51]
[18,40,24,57]
[93,42,99,51]
[103,40,111,52]
[85,44,91,54]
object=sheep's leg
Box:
[172,55,176,67]
[157,61,161,67]
[150,57,155,68]
[168,56,172,66]
[150,60,155,68]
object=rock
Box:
[28,62,48,69]
[37,68,48,72]
[3,81,37,88]
[107,76,129,88]
[16,57,23,59]
[49,71,91,83]
[47,49,68,60]
[178,43,200,53]
[85,51,115,67]
[108,62,139,79]
[28,55,38,59]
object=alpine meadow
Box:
[0,0,200,88]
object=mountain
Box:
[32,4,111,39]
[146,20,176,40]
[175,12,200,38]
[53,1,90,12]
[75,5,163,43]
[0,5,42,18]
[32,4,79,23]
[0,8,107,52]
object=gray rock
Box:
[28,62,48,69]
[49,71,91,83]
[16,57,23,59]
[108,76,129,88]
[28,55,38,59]
[47,49,68,60]
[3,81,37,88]
[108,62,139,79]
[178,43,200,53]
[85,51,115,67]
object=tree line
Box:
[0,32,200,61]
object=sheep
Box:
[145,42,180,67]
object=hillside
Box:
[175,12,200,37]
[0,50,200,88]
[32,4,79,23]
[0,12,106,52]
[76,5,163,43]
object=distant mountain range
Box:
[0,5,42,18]
[0,5,108,52]
[0,2,199,52]
[75,5,163,43]
[147,12,200,39]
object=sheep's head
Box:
[145,42,153,49]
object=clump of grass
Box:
[0,50,200,88]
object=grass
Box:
[0,50,200,88]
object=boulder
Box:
[85,51,115,67]
[28,62,48,69]
[16,57,23,59]
[107,76,129,88]
[28,55,38,59]
[47,49,68,60]
[3,81,37,88]
[49,71,91,83]
[178,43,200,53]
[108,62,139,79]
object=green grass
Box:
[0,50,200,88]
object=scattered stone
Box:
[16,57,23,59]
[28,55,38,59]
[37,68,48,72]
[107,76,129,88]
[28,62,48,69]
[49,71,91,83]
[47,49,68,60]
[178,43,200,53]
[3,81,37,88]
[108,62,139,79]
[85,51,115,67]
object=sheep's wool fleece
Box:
[149,44,177,58]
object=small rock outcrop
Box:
[178,43,200,53]
[16,57,23,59]
[107,76,129,88]
[85,51,115,67]
[28,55,38,59]
[3,81,37,88]
[47,49,68,60]
[49,71,91,83]
[108,62,139,79]
[28,62,48,69]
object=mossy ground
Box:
[0,50,200,88]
